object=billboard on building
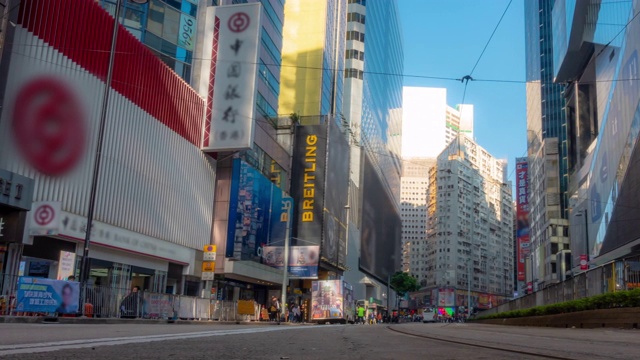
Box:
[290,119,350,269]
[291,124,327,248]
[262,245,320,278]
[360,154,402,281]
[516,158,530,281]
[226,159,290,261]
[200,3,261,152]
[322,121,350,266]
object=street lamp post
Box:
[78,0,149,313]
[280,199,293,324]
[576,208,589,272]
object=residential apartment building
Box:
[524,0,571,290]
[400,87,474,288]
[400,158,435,287]
[426,135,514,310]
[528,138,569,287]
[403,87,474,159]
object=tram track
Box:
[387,325,578,360]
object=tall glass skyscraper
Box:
[342,0,404,302]
[553,0,640,271]
[524,0,571,289]
[278,0,346,117]
[343,0,403,202]
[99,0,199,83]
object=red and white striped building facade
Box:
[0,0,216,294]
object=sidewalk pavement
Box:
[0,316,314,326]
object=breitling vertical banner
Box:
[291,124,327,250]
[201,3,262,152]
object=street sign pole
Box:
[280,199,293,324]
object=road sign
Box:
[29,201,61,236]
[203,245,217,261]
[202,261,215,272]
[580,254,588,270]
[202,272,215,281]
[202,258,216,280]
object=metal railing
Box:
[481,258,640,316]
[0,275,270,322]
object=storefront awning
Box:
[360,276,379,288]
[223,260,284,285]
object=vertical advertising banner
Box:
[56,251,76,280]
[201,3,262,151]
[323,120,351,267]
[516,158,530,281]
[226,159,290,260]
[291,125,327,250]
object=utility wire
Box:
[469,0,513,76]
[595,9,640,58]
[10,42,640,85]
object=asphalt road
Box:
[0,322,639,359]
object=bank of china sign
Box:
[200,3,261,152]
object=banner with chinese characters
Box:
[200,3,261,152]
[515,158,530,281]
[16,277,79,314]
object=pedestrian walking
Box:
[269,296,280,322]
[357,305,365,324]
[292,304,301,323]
[120,286,141,318]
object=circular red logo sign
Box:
[228,12,250,33]
[12,77,85,176]
[34,204,55,226]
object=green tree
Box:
[390,271,420,297]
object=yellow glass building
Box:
[279,0,346,117]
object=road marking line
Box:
[0,326,338,356]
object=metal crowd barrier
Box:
[481,258,640,316]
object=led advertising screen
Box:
[226,159,290,261]
[360,154,402,281]
[515,158,530,281]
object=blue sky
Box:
[398,0,527,182]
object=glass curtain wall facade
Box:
[524,0,571,289]
[553,0,640,270]
[278,0,346,118]
[99,0,198,82]
[359,0,403,202]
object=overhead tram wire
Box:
[468,0,514,77]
[458,0,513,108]
[9,43,640,85]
